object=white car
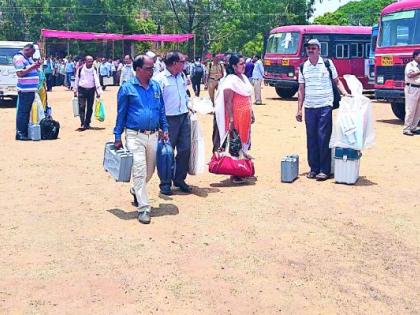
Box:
[0,41,41,103]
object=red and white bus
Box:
[264,25,372,98]
[374,0,420,120]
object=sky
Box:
[310,0,359,20]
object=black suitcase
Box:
[40,117,60,140]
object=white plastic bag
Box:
[330,75,375,150]
[189,113,206,175]
[191,97,214,115]
[29,93,45,124]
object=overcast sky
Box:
[311,0,358,20]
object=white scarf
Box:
[214,74,254,143]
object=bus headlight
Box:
[377,76,384,84]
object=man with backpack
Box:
[74,56,102,130]
[296,39,348,181]
[190,57,205,97]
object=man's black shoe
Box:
[138,211,151,224]
[15,134,30,141]
[174,181,192,193]
[160,187,173,196]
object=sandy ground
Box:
[0,84,419,315]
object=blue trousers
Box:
[160,113,191,189]
[305,106,332,175]
[16,92,35,136]
[65,72,73,88]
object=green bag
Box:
[95,99,105,122]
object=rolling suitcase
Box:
[334,147,362,184]
[103,142,133,182]
[28,124,41,141]
[281,154,299,183]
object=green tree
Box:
[314,0,393,26]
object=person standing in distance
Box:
[155,51,192,195]
[190,57,205,97]
[296,39,348,181]
[74,55,102,130]
[114,55,168,224]
[13,43,41,141]
[252,55,264,105]
[403,49,420,136]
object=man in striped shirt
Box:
[296,39,348,181]
[13,43,41,141]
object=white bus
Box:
[0,41,41,102]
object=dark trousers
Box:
[160,113,191,189]
[78,87,96,127]
[45,73,53,91]
[305,106,332,175]
[191,77,202,96]
[99,75,107,90]
[16,92,35,136]
[212,114,220,152]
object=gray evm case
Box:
[103,142,133,182]
[281,154,299,183]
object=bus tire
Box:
[275,87,298,99]
[391,102,405,121]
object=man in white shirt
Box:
[119,55,135,85]
[403,50,420,136]
[74,55,101,130]
[296,39,348,181]
[155,51,192,195]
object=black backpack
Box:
[192,64,204,79]
[40,117,60,140]
[300,58,341,109]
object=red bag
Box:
[208,152,255,177]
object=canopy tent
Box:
[41,29,194,42]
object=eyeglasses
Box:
[142,66,154,71]
[306,47,317,51]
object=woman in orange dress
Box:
[215,54,255,184]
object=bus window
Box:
[366,43,371,57]
[379,9,420,47]
[336,44,349,59]
[0,48,21,65]
[266,32,300,54]
[351,43,364,58]
[320,42,328,57]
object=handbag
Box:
[208,132,254,177]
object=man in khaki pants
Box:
[403,50,420,136]
[206,54,224,104]
[114,55,168,224]
[252,55,265,105]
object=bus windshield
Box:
[266,32,300,54]
[0,48,21,65]
[379,9,420,47]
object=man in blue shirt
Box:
[155,51,192,195]
[114,55,168,224]
[252,55,265,105]
[65,58,75,90]
[99,58,111,90]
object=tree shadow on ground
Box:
[107,204,179,220]
[0,99,17,108]
[210,176,257,187]
[376,119,403,126]
[159,186,220,198]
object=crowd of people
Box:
[12,40,420,224]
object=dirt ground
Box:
[0,84,419,315]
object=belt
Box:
[129,128,158,135]
[406,83,420,88]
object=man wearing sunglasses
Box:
[113,55,168,224]
[155,51,192,195]
[296,39,348,181]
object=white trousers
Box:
[125,129,158,212]
[253,78,262,104]
[404,86,420,132]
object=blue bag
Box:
[156,140,175,183]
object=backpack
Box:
[40,117,60,140]
[192,64,204,79]
[299,58,341,109]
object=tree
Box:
[314,0,394,26]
